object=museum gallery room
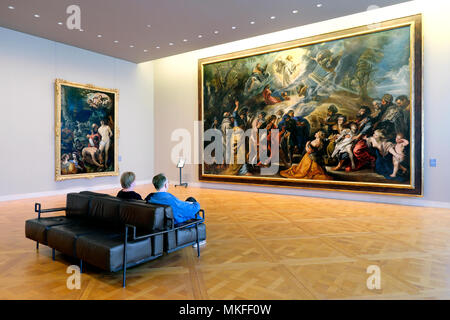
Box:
[1,0,450,302]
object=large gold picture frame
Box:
[55,79,119,181]
[198,15,423,196]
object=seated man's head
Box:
[120,171,136,190]
[153,173,169,192]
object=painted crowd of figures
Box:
[208,93,411,182]
[61,118,113,175]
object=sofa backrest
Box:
[89,196,122,227]
[119,201,167,232]
[65,192,173,232]
[66,193,91,218]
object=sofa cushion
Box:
[119,202,167,232]
[88,197,122,227]
[66,193,91,218]
[152,234,164,256]
[176,223,206,246]
[166,223,206,250]
[76,233,153,272]
[25,216,75,244]
[47,223,117,257]
[79,191,115,198]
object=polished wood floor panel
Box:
[286,260,420,300]
[1,185,450,299]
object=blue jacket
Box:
[148,192,200,225]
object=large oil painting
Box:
[199,15,422,196]
[55,79,119,181]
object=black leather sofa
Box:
[25,191,206,287]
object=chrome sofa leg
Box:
[195,224,200,258]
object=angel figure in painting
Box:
[389,133,409,178]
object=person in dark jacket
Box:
[117,171,142,200]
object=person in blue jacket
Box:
[145,173,201,225]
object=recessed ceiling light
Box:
[144,49,148,52]
[270,16,276,20]
[34,14,40,18]
[129,45,134,48]
[79,29,84,32]
[58,22,63,25]
[198,35,202,38]
[317,3,323,7]
[214,30,219,34]
[8,6,14,10]
[250,21,255,25]
[292,10,299,14]
[156,46,160,49]
[97,34,102,38]
[232,26,237,30]
[114,40,119,43]
[169,42,174,46]
[147,24,151,28]
[183,39,188,42]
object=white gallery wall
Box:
[0,27,155,200]
[152,0,450,208]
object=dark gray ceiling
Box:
[0,0,411,63]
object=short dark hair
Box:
[328,104,338,114]
[382,94,393,104]
[120,171,136,189]
[267,115,277,122]
[152,173,167,190]
[359,105,371,115]
[396,95,409,102]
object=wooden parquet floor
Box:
[1,185,450,300]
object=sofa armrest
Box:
[125,214,204,241]
[166,208,205,229]
[34,203,67,219]
[124,224,169,241]
[198,209,205,220]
